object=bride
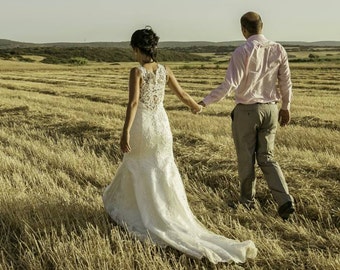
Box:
[102,26,257,264]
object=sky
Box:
[1,0,340,43]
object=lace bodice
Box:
[138,64,167,110]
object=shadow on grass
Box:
[0,105,30,114]
[0,196,241,269]
[291,115,340,131]
[0,196,111,269]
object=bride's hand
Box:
[191,105,203,114]
[120,132,131,153]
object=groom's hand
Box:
[198,101,206,107]
[278,109,291,126]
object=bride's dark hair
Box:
[130,26,159,61]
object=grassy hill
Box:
[1,38,339,65]
[0,46,209,64]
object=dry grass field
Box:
[0,52,339,269]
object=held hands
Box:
[191,104,203,114]
[198,101,206,107]
[278,109,291,126]
[191,101,206,114]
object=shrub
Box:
[68,57,88,65]
[308,53,319,59]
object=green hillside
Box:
[0,46,209,64]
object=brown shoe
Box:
[278,201,295,220]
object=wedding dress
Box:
[102,64,257,264]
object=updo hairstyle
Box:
[130,26,159,62]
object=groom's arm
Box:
[199,49,244,107]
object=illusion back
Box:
[139,65,166,110]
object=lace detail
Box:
[138,65,167,110]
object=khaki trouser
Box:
[231,103,293,208]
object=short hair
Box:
[130,26,159,61]
[241,12,263,35]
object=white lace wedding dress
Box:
[103,64,257,264]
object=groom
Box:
[199,11,295,220]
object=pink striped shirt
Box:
[203,34,292,110]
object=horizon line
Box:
[1,38,340,44]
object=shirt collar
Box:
[247,34,267,43]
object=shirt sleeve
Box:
[203,48,245,106]
[277,46,293,110]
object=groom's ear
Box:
[241,26,245,34]
[241,26,249,39]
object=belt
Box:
[239,101,277,105]
[256,101,277,104]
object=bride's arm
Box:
[120,67,141,153]
[166,66,202,113]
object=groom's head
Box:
[241,12,263,39]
